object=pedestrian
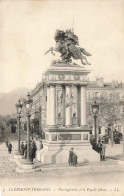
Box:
[20,142,24,155]
[8,142,12,153]
[101,140,106,160]
[68,148,74,166]
[24,141,27,159]
[5,139,9,148]
[29,142,33,161]
[97,140,102,160]
[33,141,37,158]
[40,141,43,150]
[30,141,37,161]
[72,153,78,167]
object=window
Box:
[118,125,122,132]
[122,95,124,101]
[109,93,113,100]
[117,93,120,100]
[100,92,104,99]
[95,92,99,99]
[99,126,101,134]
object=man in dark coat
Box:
[97,140,102,160]
[24,141,27,159]
[68,148,74,166]
[101,141,106,160]
[6,140,9,148]
[30,141,37,161]
[8,142,12,153]
[72,153,78,167]
[40,141,43,150]
[20,142,24,155]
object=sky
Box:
[0,0,124,93]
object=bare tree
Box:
[87,97,121,146]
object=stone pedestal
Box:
[37,63,100,163]
[37,127,100,163]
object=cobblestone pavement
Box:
[0,140,124,179]
[0,139,124,196]
[0,141,17,178]
[0,127,124,180]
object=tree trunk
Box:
[111,124,114,147]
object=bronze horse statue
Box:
[45,29,91,65]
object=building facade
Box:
[21,77,124,138]
[86,78,124,136]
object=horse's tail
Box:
[80,48,91,56]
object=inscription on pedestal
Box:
[58,134,81,140]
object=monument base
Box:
[37,142,100,164]
[37,127,100,163]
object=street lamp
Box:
[15,99,23,155]
[92,100,99,144]
[25,92,33,164]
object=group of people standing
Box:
[20,140,37,161]
[97,140,106,160]
[68,148,78,167]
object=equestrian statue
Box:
[45,29,91,65]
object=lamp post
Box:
[92,100,99,144]
[25,92,33,163]
[15,99,23,155]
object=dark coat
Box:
[8,143,12,152]
[20,143,24,154]
[72,154,77,166]
[68,150,74,165]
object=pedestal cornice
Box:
[43,66,91,75]
[45,81,88,86]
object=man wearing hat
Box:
[20,142,24,155]
[24,141,27,159]
[101,140,106,160]
[97,140,102,160]
[68,147,74,166]
[40,141,43,150]
[72,152,78,167]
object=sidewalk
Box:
[0,140,124,177]
[12,151,121,174]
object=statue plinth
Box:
[37,63,100,164]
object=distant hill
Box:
[0,88,31,115]
[10,88,31,95]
